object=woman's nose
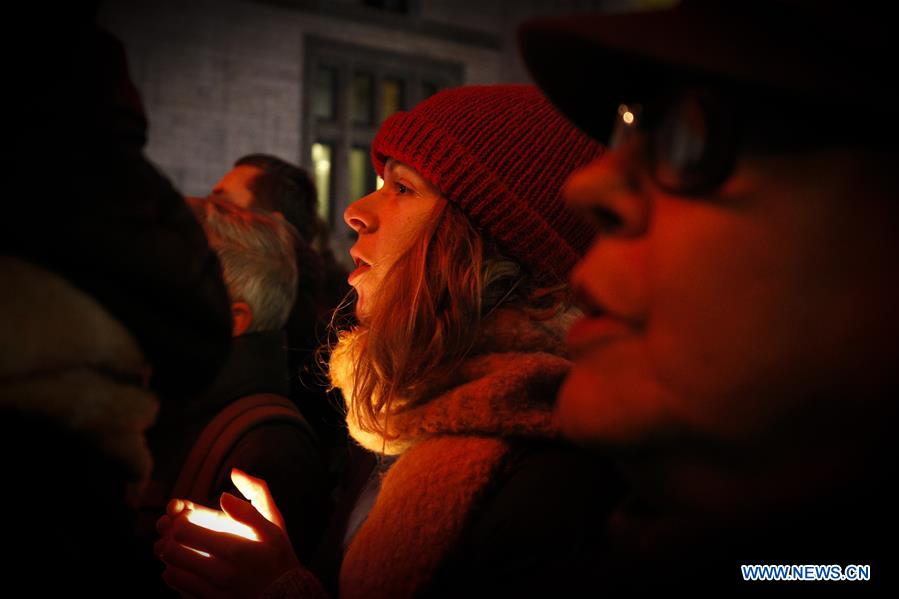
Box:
[344,192,378,234]
[563,142,651,239]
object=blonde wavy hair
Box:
[329,199,569,442]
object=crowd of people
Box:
[6,0,894,595]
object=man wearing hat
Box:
[520,0,896,589]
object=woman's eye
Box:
[396,182,408,194]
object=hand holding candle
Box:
[155,468,301,599]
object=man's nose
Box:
[563,142,651,239]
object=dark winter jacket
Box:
[145,331,331,563]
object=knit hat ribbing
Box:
[371,84,603,284]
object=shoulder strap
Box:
[172,393,313,506]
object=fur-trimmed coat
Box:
[1,257,157,488]
[266,308,623,597]
[1,257,160,594]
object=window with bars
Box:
[303,36,463,267]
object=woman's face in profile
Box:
[343,158,446,319]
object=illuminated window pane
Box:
[349,147,369,202]
[352,72,374,125]
[313,67,337,121]
[311,142,332,221]
[381,78,404,122]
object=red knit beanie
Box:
[371,84,603,285]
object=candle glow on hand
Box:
[184,504,260,542]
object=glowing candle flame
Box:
[184,505,260,542]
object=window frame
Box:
[302,35,463,264]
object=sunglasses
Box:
[605,85,879,196]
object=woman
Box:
[156,85,622,597]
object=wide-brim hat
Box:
[518,0,896,142]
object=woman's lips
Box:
[566,314,637,356]
[348,263,371,285]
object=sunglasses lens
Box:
[608,91,739,195]
[656,93,739,195]
[654,95,709,189]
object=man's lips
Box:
[566,314,638,356]
[568,282,643,354]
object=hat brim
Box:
[518,1,893,143]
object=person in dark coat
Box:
[154,85,625,598]
[4,10,232,595]
[519,0,897,591]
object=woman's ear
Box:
[231,301,253,337]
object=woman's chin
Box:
[353,294,370,323]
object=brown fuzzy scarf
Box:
[335,307,577,598]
